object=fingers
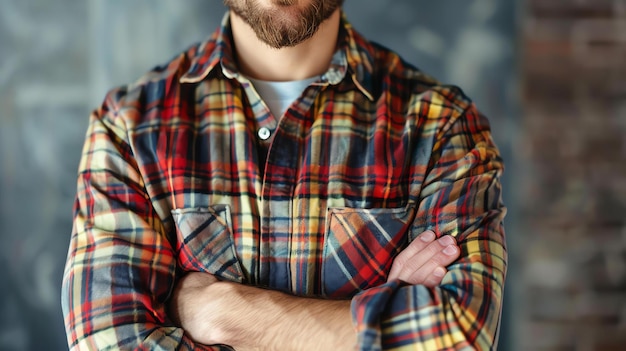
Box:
[400,235,459,285]
[387,230,437,280]
[393,230,437,265]
[387,230,461,286]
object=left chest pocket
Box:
[322,206,415,298]
[171,205,244,283]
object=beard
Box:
[224,0,344,48]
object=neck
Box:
[229,9,341,81]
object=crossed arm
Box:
[62,98,505,350]
[169,232,461,350]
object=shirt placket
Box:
[258,83,326,292]
[224,59,348,292]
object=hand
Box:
[168,272,219,344]
[170,275,354,351]
[387,230,460,287]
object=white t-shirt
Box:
[248,76,318,118]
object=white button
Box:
[258,127,271,140]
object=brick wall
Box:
[522,0,626,349]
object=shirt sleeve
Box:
[61,93,232,351]
[350,103,507,350]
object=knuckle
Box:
[402,240,422,256]
[404,271,427,285]
[403,258,422,273]
[432,252,453,265]
[425,242,441,256]
[423,275,442,288]
[392,253,407,268]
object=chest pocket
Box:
[172,205,244,283]
[322,206,415,298]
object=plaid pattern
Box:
[62,12,507,351]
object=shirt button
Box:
[258,127,271,140]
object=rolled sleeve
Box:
[350,104,507,350]
[61,92,228,351]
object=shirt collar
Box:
[180,11,375,101]
[179,12,238,84]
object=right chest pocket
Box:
[171,205,244,283]
[321,206,415,298]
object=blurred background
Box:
[0,0,624,350]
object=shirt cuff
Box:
[350,280,401,351]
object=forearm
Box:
[187,281,356,351]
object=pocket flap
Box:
[322,206,414,298]
[172,205,244,283]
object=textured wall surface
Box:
[522,0,626,349]
[0,1,518,350]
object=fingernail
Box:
[439,235,455,246]
[443,245,458,255]
[434,267,446,277]
[419,231,436,242]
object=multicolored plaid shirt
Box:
[62,12,507,351]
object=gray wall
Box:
[0,1,519,350]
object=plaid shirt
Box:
[62,12,507,351]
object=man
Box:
[62,0,507,350]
